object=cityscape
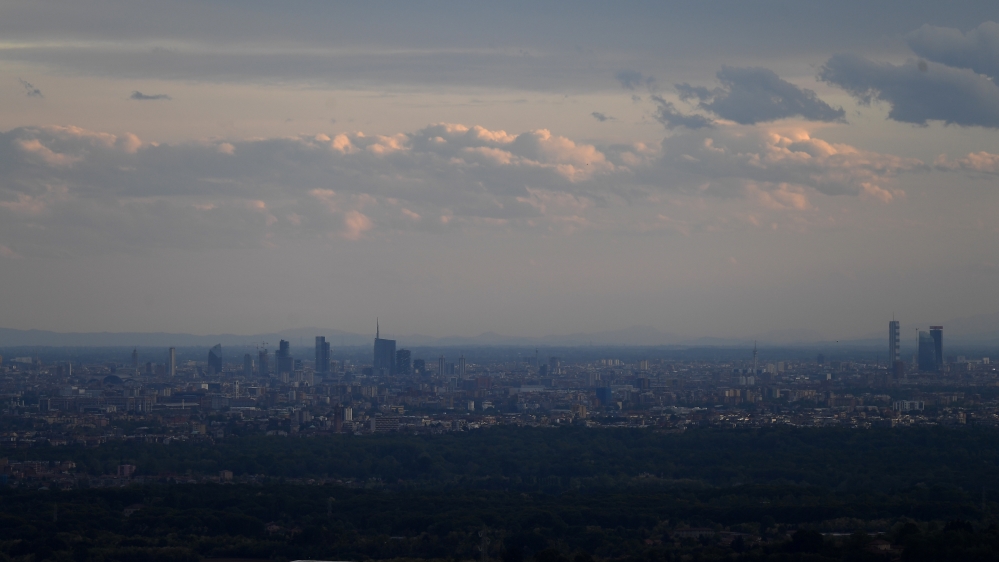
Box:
[5,1,999,560]
[2,319,997,486]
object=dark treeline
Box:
[10,426,999,492]
[2,480,999,561]
[6,427,999,561]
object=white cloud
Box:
[658,126,921,202]
[342,209,373,240]
[0,121,935,257]
[936,151,999,174]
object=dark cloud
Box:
[819,54,999,127]
[676,66,845,124]
[906,22,999,81]
[591,112,614,122]
[18,78,42,98]
[615,70,654,91]
[130,91,171,100]
[650,95,713,130]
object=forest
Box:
[4,426,999,561]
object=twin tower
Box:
[889,320,942,373]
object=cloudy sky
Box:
[2,1,998,340]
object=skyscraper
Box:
[373,320,396,375]
[168,347,176,377]
[930,326,943,371]
[315,336,331,374]
[258,348,269,377]
[208,344,223,374]
[243,353,253,377]
[438,355,446,377]
[396,349,411,375]
[131,348,139,373]
[918,331,937,372]
[276,340,292,374]
[889,320,900,365]
[458,355,466,379]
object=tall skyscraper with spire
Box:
[373,319,396,375]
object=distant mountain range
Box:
[2,310,997,349]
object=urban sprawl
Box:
[1,323,997,488]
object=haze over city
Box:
[2,2,999,342]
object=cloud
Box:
[657,127,923,202]
[615,70,654,90]
[0,122,936,257]
[130,91,171,100]
[677,66,845,124]
[650,96,714,130]
[591,112,614,122]
[342,209,373,240]
[18,78,43,98]
[906,22,999,81]
[935,151,999,174]
[819,54,999,128]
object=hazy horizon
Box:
[3,2,999,340]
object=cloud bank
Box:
[0,120,936,259]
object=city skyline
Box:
[2,2,999,340]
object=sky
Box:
[2,1,999,341]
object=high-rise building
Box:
[131,348,139,372]
[918,331,937,372]
[315,336,331,374]
[889,320,900,365]
[208,344,223,374]
[458,355,466,379]
[396,349,411,375]
[930,326,943,371]
[243,354,253,377]
[549,357,562,375]
[258,349,269,377]
[276,340,292,374]
[413,358,425,374]
[438,355,446,377]
[168,347,176,377]
[373,321,396,375]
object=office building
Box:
[168,347,176,377]
[372,321,396,375]
[930,326,943,371]
[131,349,139,372]
[889,320,900,365]
[918,331,937,372]
[396,349,411,375]
[258,349,269,377]
[438,355,446,376]
[243,354,253,377]
[458,355,466,379]
[276,340,292,375]
[413,358,426,375]
[315,336,331,374]
[549,357,562,375]
[208,344,223,374]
